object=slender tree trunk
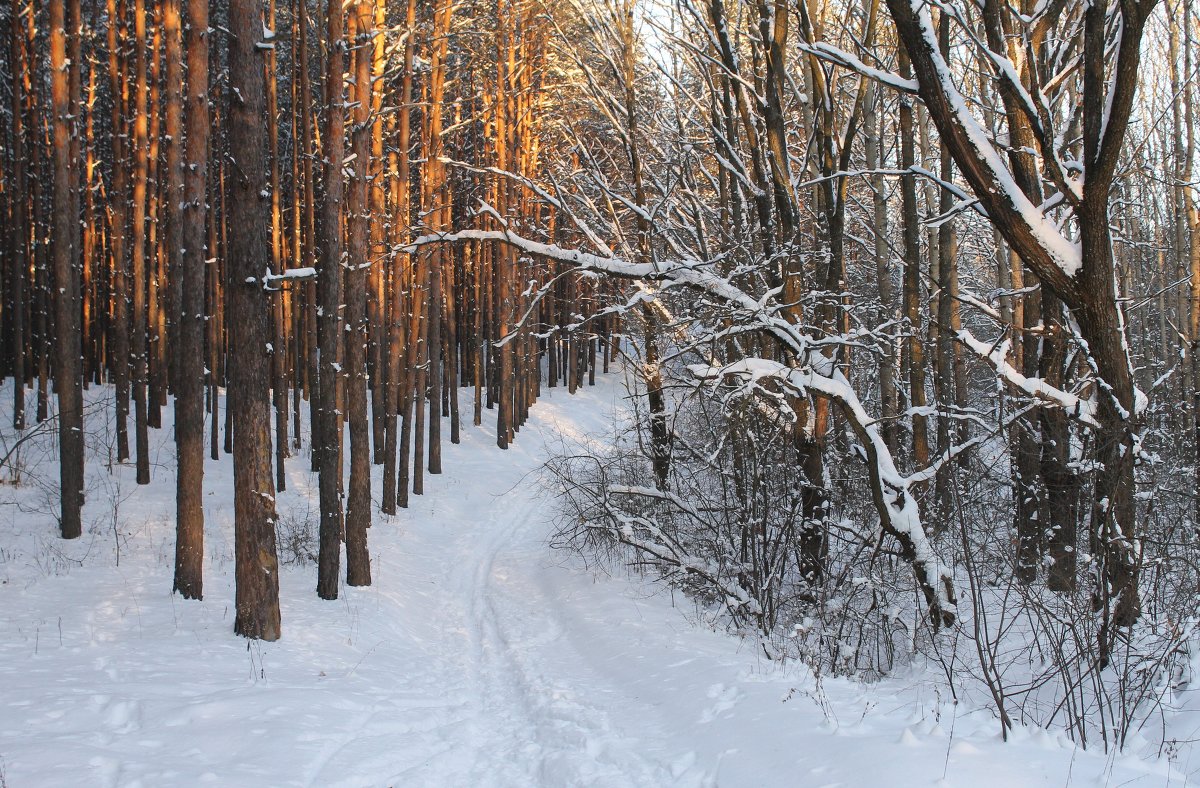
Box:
[344,0,373,587]
[369,0,388,466]
[298,0,319,471]
[394,0,416,509]
[864,82,896,456]
[932,15,959,526]
[131,0,151,484]
[10,0,27,432]
[146,11,164,429]
[425,0,452,474]
[615,1,669,488]
[381,111,403,515]
[266,0,289,495]
[51,0,84,539]
[1180,3,1200,528]
[227,0,281,640]
[109,0,130,461]
[897,49,929,478]
[173,0,208,600]
[207,158,219,462]
[316,0,347,600]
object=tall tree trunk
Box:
[228,0,281,640]
[932,14,960,527]
[10,0,27,431]
[146,10,164,429]
[616,0,669,488]
[425,0,452,474]
[131,0,151,484]
[864,84,897,457]
[897,49,929,477]
[316,0,346,600]
[344,0,373,587]
[369,0,388,466]
[109,0,130,462]
[393,0,416,510]
[173,0,208,600]
[51,0,84,539]
[267,0,288,494]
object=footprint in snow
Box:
[102,698,142,734]
[698,682,743,723]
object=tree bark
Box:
[344,0,373,587]
[897,49,930,480]
[108,0,130,462]
[51,0,85,539]
[131,0,150,484]
[316,0,347,600]
[10,0,27,432]
[228,0,281,640]
[173,0,208,600]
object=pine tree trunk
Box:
[173,0,207,600]
[260,0,287,495]
[344,0,373,588]
[131,0,151,484]
[228,0,281,640]
[10,0,27,432]
[108,0,131,462]
[392,0,416,510]
[316,0,346,600]
[51,0,84,539]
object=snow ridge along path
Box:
[0,376,1193,787]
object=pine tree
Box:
[227,0,281,640]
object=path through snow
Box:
[0,377,1193,786]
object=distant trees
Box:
[0,0,607,637]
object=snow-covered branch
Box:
[688,359,958,627]
[405,226,958,627]
[956,329,1099,428]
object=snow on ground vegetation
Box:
[0,377,1195,786]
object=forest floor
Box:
[0,375,1195,787]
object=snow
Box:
[273,266,318,281]
[795,41,919,95]
[0,377,1194,787]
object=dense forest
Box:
[2,0,1199,757]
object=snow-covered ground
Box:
[0,376,1195,787]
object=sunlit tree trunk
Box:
[897,49,930,480]
[108,0,131,461]
[130,0,151,484]
[344,0,373,587]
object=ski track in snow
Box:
[0,376,1195,787]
